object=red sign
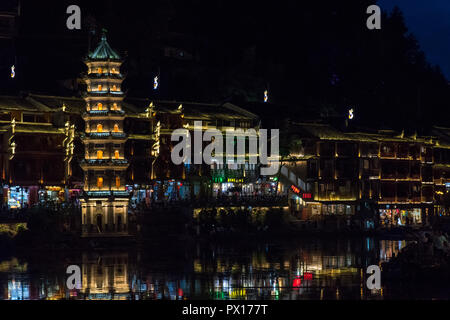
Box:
[293,277,302,288]
[291,185,312,200]
[303,272,313,280]
[290,185,301,195]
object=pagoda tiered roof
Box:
[86,33,121,61]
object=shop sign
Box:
[290,185,312,199]
[290,185,301,195]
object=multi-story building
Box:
[140,100,261,201]
[431,126,450,216]
[280,121,440,227]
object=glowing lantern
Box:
[10,65,15,78]
[97,177,103,188]
[264,90,268,103]
[348,108,354,120]
[293,277,302,288]
[154,76,159,90]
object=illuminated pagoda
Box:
[80,32,129,236]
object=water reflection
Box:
[0,239,412,300]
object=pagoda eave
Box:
[82,114,126,121]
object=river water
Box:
[0,238,447,300]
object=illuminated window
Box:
[97,84,102,91]
[112,85,117,91]
[116,176,120,188]
[97,124,103,133]
[114,150,119,159]
[98,67,102,74]
[97,150,103,159]
[113,124,119,132]
[97,177,103,188]
[97,103,103,110]
[111,68,116,73]
[113,103,118,110]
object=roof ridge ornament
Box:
[101,28,108,41]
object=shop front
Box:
[321,203,355,216]
[7,186,28,209]
[39,186,65,204]
[148,180,190,202]
[378,206,422,227]
[211,177,259,197]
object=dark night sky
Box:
[1,0,449,130]
[379,0,450,80]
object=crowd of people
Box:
[420,229,450,257]
[382,228,450,283]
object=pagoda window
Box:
[116,176,120,188]
[97,150,103,159]
[98,84,102,91]
[97,124,103,133]
[98,67,102,74]
[113,103,118,110]
[113,124,119,132]
[97,177,103,188]
[111,68,116,73]
[97,103,103,110]
[114,150,119,159]
[112,85,117,91]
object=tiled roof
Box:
[87,34,121,61]
[0,95,38,112]
[150,100,259,121]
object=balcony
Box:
[85,190,130,198]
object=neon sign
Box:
[291,185,312,199]
[290,185,300,194]
[293,277,301,288]
[303,272,313,280]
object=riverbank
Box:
[1,227,418,256]
[1,204,440,252]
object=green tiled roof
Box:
[88,34,121,61]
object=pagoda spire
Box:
[80,34,130,237]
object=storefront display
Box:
[379,208,421,226]
[8,186,28,209]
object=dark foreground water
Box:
[0,238,448,300]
